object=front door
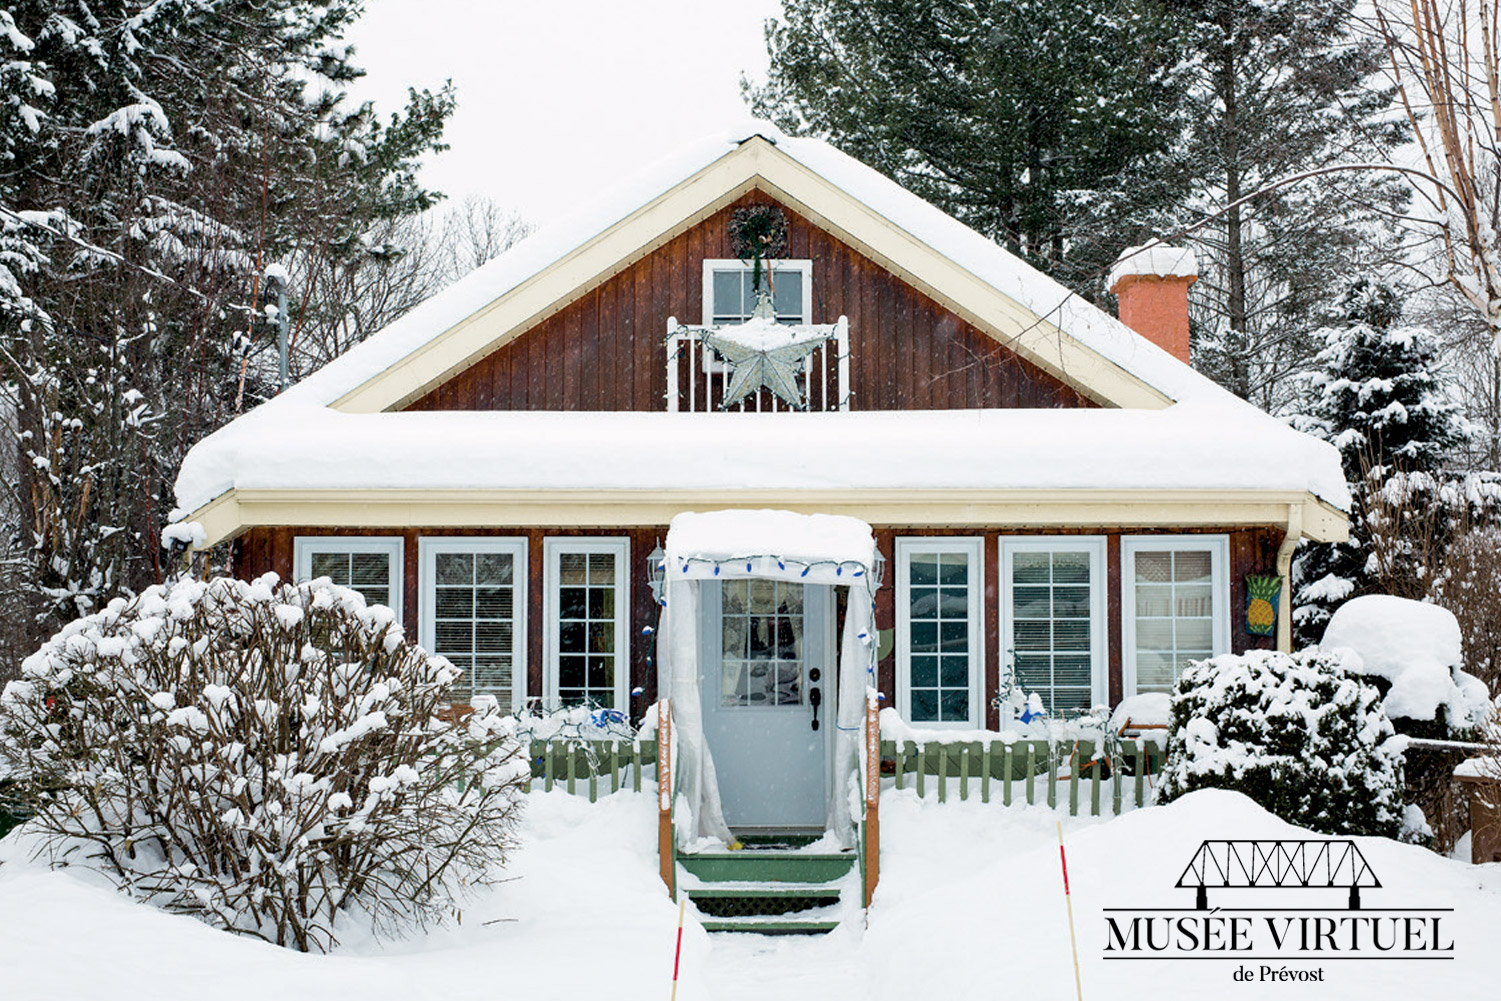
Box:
[700,579,832,832]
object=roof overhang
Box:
[194,487,1347,548]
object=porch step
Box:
[678,850,856,935]
[686,882,842,919]
[697,913,842,935]
[677,851,856,884]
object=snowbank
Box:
[1321,595,1490,724]
[3,787,1499,1000]
[174,403,1350,515]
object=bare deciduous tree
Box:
[1375,0,1501,346]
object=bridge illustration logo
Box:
[1101,837,1455,970]
[1176,839,1381,911]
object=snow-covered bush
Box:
[0,574,527,952]
[1320,594,1490,851]
[1157,649,1405,838]
[1321,595,1489,731]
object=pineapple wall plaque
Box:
[1245,574,1282,637]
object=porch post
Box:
[864,693,880,906]
[657,699,674,896]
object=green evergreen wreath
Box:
[728,205,789,293]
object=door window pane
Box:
[1010,548,1097,715]
[720,579,805,708]
[1131,547,1218,694]
[904,549,973,723]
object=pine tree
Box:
[1292,279,1469,645]
[1171,1,1410,411]
[746,0,1189,295]
[0,3,454,656]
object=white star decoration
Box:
[696,292,843,410]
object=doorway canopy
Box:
[657,510,882,847]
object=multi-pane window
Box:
[1123,536,1229,695]
[897,539,983,726]
[420,539,525,710]
[293,537,403,617]
[705,260,811,325]
[720,579,806,707]
[546,539,629,709]
[1002,539,1105,716]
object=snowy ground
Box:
[2,787,1498,1000]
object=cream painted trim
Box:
[191,486,1348,548]
[1276,503,1304,654]
[331,138,1169,414]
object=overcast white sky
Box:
[348,0,784,225]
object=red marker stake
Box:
[670,893,687,1001]
[1058,822,1084,1001]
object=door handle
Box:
[809,686,822,730]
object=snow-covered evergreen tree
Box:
[0,3,454,663]
[1157,648,1405,838]
[1292,279,1469,645]
[747,0,1190,295]
[1173,0,1410,411]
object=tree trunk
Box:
[1220,22,1250,400]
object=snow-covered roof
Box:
[175,120,1350,538]
[223,120,1249,421]
[174,404,1349,514]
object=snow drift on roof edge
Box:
[176,119,1342,512]
[172,404,1351,515]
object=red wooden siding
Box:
[235,524,1281,721]
[405,192,1093,412]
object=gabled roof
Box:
[263,120,1245,415]
[174,120,1349,544]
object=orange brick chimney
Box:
[1108,245,1197,365]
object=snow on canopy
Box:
[664,510,876,571]
[1320,594,1490,724]
[173,403,1350,515]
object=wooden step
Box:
[685,882,841,920]
[677,851,855,884]
[697,914,842,935]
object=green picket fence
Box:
[879,738,1167,816]
[523,738,659,801]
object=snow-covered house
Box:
[174,123,1347,854]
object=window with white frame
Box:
[1122,536,1230,695]
[703,258,812,325]
[293,537,403,618]
[1000,538,1106,716]
[896,538,984,727]
[545,538,629,709]
[419,538,526,710]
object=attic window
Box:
[705,259,812,325]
